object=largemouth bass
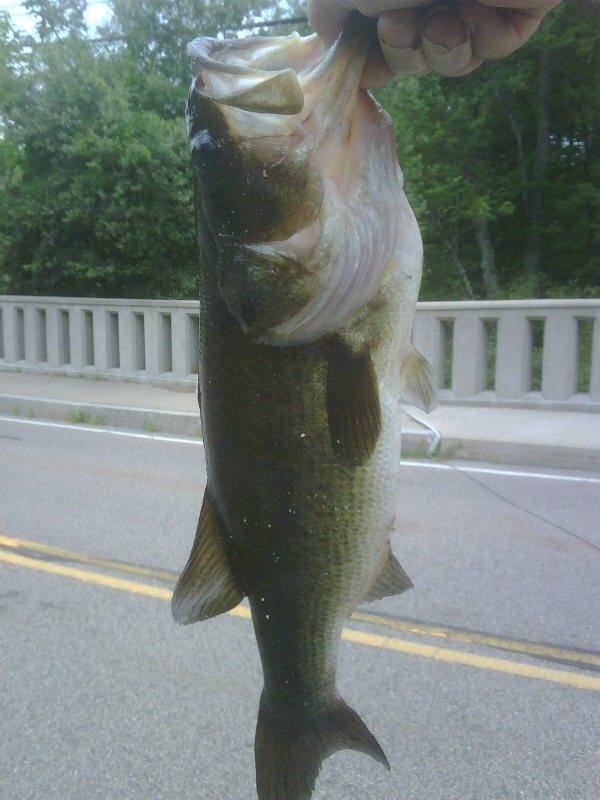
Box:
[172,15,437,800]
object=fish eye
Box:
[190,130,221,175]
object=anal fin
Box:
[327,335,381,467]
[172,487,243,625]
[400,345,438,413]
[364,549,413,603]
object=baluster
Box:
[495,311,531,400]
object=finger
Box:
[420,5,473,74]
[375,0,556,78]
[377,9,430,76]
[307,0,356,46]
[360,43,398,87]
[308,0,433,45]
[457,0,559,60]
[377,5,474,77]
[477,0,561,16]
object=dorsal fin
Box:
[399,345,438,413]
[326,335,381,467]
[172,487,244,624]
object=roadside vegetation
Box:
[0,0,598,301]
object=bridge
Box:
[1,295,599,800]
[1,295,598,412]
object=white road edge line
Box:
[1,415,598,484]
[401,460,600,484]
[0,415,203,446]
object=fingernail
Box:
[421,6,468,51]
[378,17,420,51]
[380,41,429,76]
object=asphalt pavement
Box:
[0,370,599,470]
[1,416,599,800]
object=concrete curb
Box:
[0,394,202,437]
[0,393,439,456]
[438,437,599,472]
[1,392,598,470]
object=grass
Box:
[435,444,461,461]
[66,410,106,426]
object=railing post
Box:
[2,302,16,362]
[541,311,577,400]
[144,309,160,378]
[70,305,84,370]
[186,313,200,377]
[591,316,600,403]
[495,311,531,399]
[46,303,60,367]
[451,313,486,398]
[21,303,34,364]
[119,308,135,375]
[171,308,187,379]
[92,306,108,372]
[0,304,5,361]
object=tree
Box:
[376,0,600,300]
[0,0,283,298]
[1,0,597,300]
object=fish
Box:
[172,14,437,800]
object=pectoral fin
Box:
[327,336,381,467]
[172,487,243,624]
[218,243,320,339]
[364,549,413,603]
[400,345,438,413]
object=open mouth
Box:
[187,18,408,346]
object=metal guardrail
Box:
[1,296,598,411]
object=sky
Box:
[1,2,306,40]
[1,1,113,37]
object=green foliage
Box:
[0,32,197,297]
[376,0,600,301]
[104,0,272,103]
[0,0,597,301]
[24,0,88,38]
[1,0,284,298]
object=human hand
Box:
[307,0,561,85]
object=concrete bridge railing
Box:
[1,296,598,411]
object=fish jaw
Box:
[186,17,416,345]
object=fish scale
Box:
[172,14,438,800]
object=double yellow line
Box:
[1,533,599,692]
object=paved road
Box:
[1,416,599,800]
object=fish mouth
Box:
[187,17,408,345]
[186,35,310,115]
[187,15,376,116]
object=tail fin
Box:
[255,692,389,800]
